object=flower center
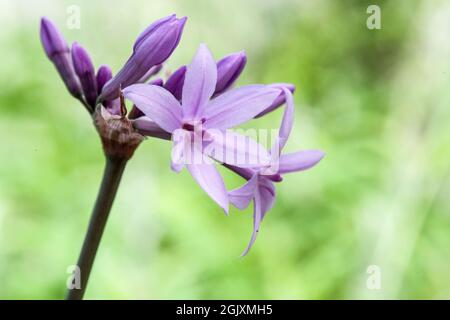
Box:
[182,118,206,132]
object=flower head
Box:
[124,44,280,213]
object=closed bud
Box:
[72,42,98,108]
[96,65,113,94]
[215,51,246,94]
[164,65,186,100]
[40,17,82,98]
[99,14,187,101]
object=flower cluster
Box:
[40,14,324,255]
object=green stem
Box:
[66,157,127,300]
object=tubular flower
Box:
[228,88,324,255]
[124,44,280,213]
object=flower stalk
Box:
[66,156,127,300]
[66,106,144,300]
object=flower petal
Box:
[204,85,281,130]
[123,84,182,133]
[204,130,271,168]
[228,173,258,210]
[171,130,188,172]
[241,179,275,256]
[186,163,229,214]
[132,116,171,140]
[182,44,217,119]
[278,150,325,174]
[271,87,295,155]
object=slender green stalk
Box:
[66,157,127,300]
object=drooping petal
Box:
[228,173,258,210]
[273,87,295,154]
[164,65,186,100]
[132,116,171,140]
[255,83,296,118]
[182,44,217,119]
[204,130,271,168]
[278,150,325,174]
[215,51,247,94]
[71,42,98,108]
[241,178,275,256]
[186,163,229,214]
[204,85,280,130]
[241,188,262,256]
[258,179,276,219]
[123,84,182,133]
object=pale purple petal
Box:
[241,189,262,256]
[228,173,258,210]
[204,130,271,168]
[259,179,276,219]
[182,44,217,119]
[241,179,275,256]
[273,87,295,153]
[132,116,171,140]
[123,84,182,133]
[171,130,188,172]
[204,85,281,130]
[186,163,229,214]
[279,150,325,174]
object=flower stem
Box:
[66,156,127,300]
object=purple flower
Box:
[99,14,187,102]
[124,44,280,213]
[163,51,247,100]
[72,42,98,108]
[40,17,82,98]
[228,88,324,255]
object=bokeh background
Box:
[1,0,450,299]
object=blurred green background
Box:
[1,0,450,299]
